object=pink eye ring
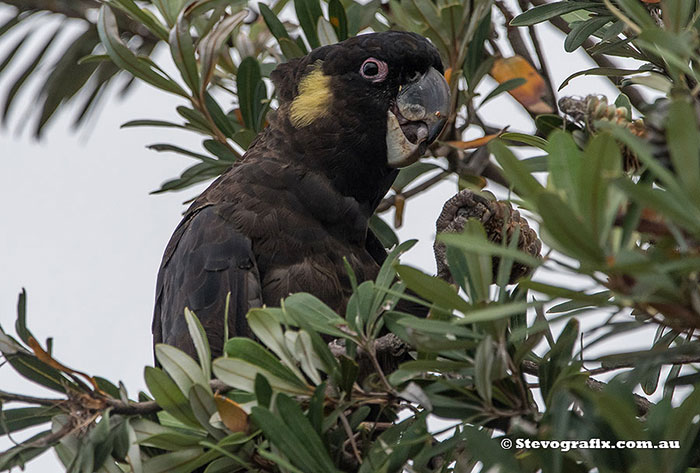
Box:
[360,58,388,82]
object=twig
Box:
[528,0,648,110]
[9,0,159,42]
[339,411,363,465]
[0,390,66,408]
[23,419,75,448]
[494,0,535,66]
[518,0,558,109]
[1,379,234,417]
[521,360,654,416]
[376,170,451,212]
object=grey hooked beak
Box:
[386,66,450,168]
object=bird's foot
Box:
[433,189,542,285]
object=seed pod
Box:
[434,190,542,285]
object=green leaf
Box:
[184,309,212,379]
[511,2,601,26]
[144,367,201,428]
[237,57,266,132]
[198,10,247,88]
[254,373,273,408]
[579,133,622,241]
[247,309,305,380]
[559,66,650,90]
[564,17,610,52]
[454,301,533,325]
[250,400,339,473]
[6,354,71,393]
[536,192,605,262]
[169,15,199,92]
[259,3,290,41]
[282,293,352,339]
[141,448,205,473]
[107,0,169,39]
[223,337,308,389]
[666,97,700,206]
[0,407,59,435]
[15,288,33,345]
[203,139,238,161]
[395,264,471,313]
[97,6,187,97]
[479,78,526,107]
[490,139,545,199]
[464,10,491,87]
[392,162,441,192]
[474,336,495,403]
[384,311,479,338]
[500,132,548,150]
[328,0,348,40]
[188,384,223,439]
[122,119,187,129]
[204,93,238,139]
[316,17,338,46]
[278,37,306,59]
[213,357,310,395]
[155,344,210,396]
[2,25,60,124]
[369,214,399,249]
[295,0,324,48]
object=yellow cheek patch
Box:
[290,61,332,127]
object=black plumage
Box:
[153,32,448,358]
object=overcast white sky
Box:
[0,4,662,471]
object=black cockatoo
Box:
[153,31,450,358]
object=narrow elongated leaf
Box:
[0,407,59,435]
[223,338,307,388]
[667,97,700,206]
[250,404,339,473]
[155,344,210,395]
[564,17,611,52]
[479,78,526,107]
[213,358,310,394]
[282,293,352,339]
[295,0,324,48]
[258,3,290,41]
[490,139,544,198]
[237,57,265,131]
[169,15,200,92]
[511,2,601,26]
[316,17,338,46]
[184,309,211,379]
[198,11,247,89]
[395,265,471,313]
[328,0,348,40]
[98,6,187,97]
[3,26,61,123]
[144,367,200,427]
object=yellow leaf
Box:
[444,67,452,84]
[490,56,553,114]
[446,133,500,149]
[215,394,248,433]
[28,337,104,393]
[394,194,405,228]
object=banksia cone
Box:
[434,190,542,285]
[559,95,646,172]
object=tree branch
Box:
[7,0,159,42]
[528,0,648,110]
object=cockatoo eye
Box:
[360,58,388,82]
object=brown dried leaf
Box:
[28,337,103,393]
[446,133,501,149]
[215,393,248,432]
[490,56,553,114]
